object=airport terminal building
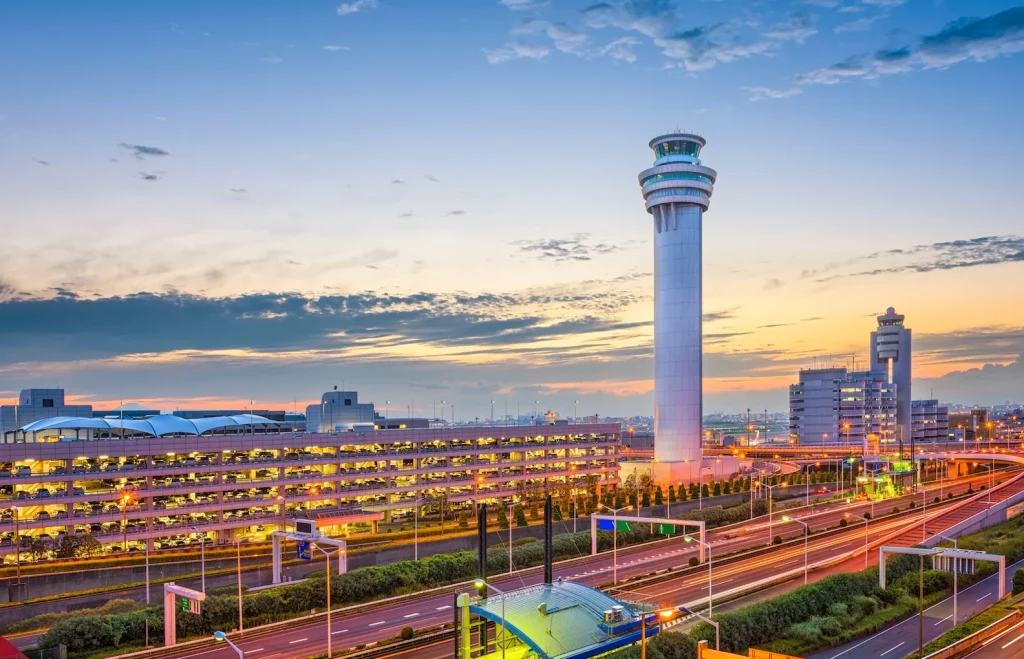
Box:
[0,392,621,562]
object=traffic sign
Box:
[615,520,632,532]
[297,540,312,561]
[658,523,676,535]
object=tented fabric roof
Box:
[471,581,642,659]
[19,414,280,437]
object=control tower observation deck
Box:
[638,132,718,469]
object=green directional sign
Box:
[658,523,676,536]
[615,520,632,532]
[181,598,190,613]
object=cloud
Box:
[31,157,50,166]
[582,1,779,71]
[915,326,1024,367]
[834,15,882,33]
[445,210,467,216]
[601,36,641,62]
[767,7,1024,96]
[861,0,906,6]
[119,143,169,159]
[230,188,248,194]
[918,355,1024,406]
[514,20,589,55]
[337,0,378,16]
[765,15,817,43]
[486,41,551,63]
[261,54,284,63]
[500,0,545,9]
[703,308,738,323]
[140,172,161,181]
[424,174,440,183]
[391,179,406,185]
[763,278,783,291]
[813,235,1024,282]
[744,86,802,100]
[515,234,620,262]
[323,45,351,51]
[399,211,414,218]
[799,0,840,6]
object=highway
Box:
[126,474,991,659]
[967,616,1024,658]
[808,557,1024,659]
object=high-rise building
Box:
[871,307,912,441]
[789,367,896,446]
[638,132,716,469]
[911,399,949,442]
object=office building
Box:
[0,389,92,437]
[911,399,949,443]
[637,132,733,481]
[871,307,912,441]
[949,409,991,442]
[789,367,896,446]
[305,390,375,432]
[0,390,620,561]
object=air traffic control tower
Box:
[637,132,736,483]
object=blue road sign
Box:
[297,540,312,561]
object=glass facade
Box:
[645,188,709,200]
[654,140,701,159]
[641,172,713,187]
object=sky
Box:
[1,0,1023,419]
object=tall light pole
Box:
[845,512,870,570]
[758,481,784,543]
[190,525,206,593]
[675,606,719,650]
[234,536,250,633]
[312,543,344,658]
[507,501,514,573]
[599,504,632,585]
[213,631,244,658]
[928,531,959,625]
[698,466,713,510]
[12,504,20,585]
[684,534,713,615]
[474,579,506,659]
[120,489,134,552]
[782,516,809,584]
[570,465,578,533]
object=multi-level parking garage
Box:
[0,416,621,561]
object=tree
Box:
[496,506,510,530]
[713,482,723,496]
[1013,569,1024,596]
[701,484,710,499]
[458,512,469,529]
[29,538,47,561]
[641,491,651,507]
[678,486,688,502]
[668,484,676,504]
[513,506,528,527]
[552,504,563,521]
[655,487,664,506]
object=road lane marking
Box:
[827,637,872,658]
[976,593,992,602]
[332,629,349,635]
[404,613,419,618]
[288,638,308,644]
[248,649,264,653]
[436,605,451,610]
[880,641,905,656]
[369,621,386,627]
[934,615,952,625]
[1003,632,1024,649]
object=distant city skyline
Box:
[1,1,1023,418]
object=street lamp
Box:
[756,480,785,543]
[234,536,252,633]
[675,606,719,650]
[698,466,713,510]
[213,631,244,658]
[845,513,869,570]
[474,579,506,659]
[684,535,713,616]
[119,489,135,552]
[312,543,345,658]
[570,465,579,533]
[189,525,206,593]
[928,531,959,625]
[598,504,632,585]
[781,516,809,584]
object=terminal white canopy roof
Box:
[18,414,281,437]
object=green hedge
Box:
[39,527,662,657]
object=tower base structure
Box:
[620,455,740,487]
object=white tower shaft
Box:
[653,203,703,463]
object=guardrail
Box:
[921,610,1022,659]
